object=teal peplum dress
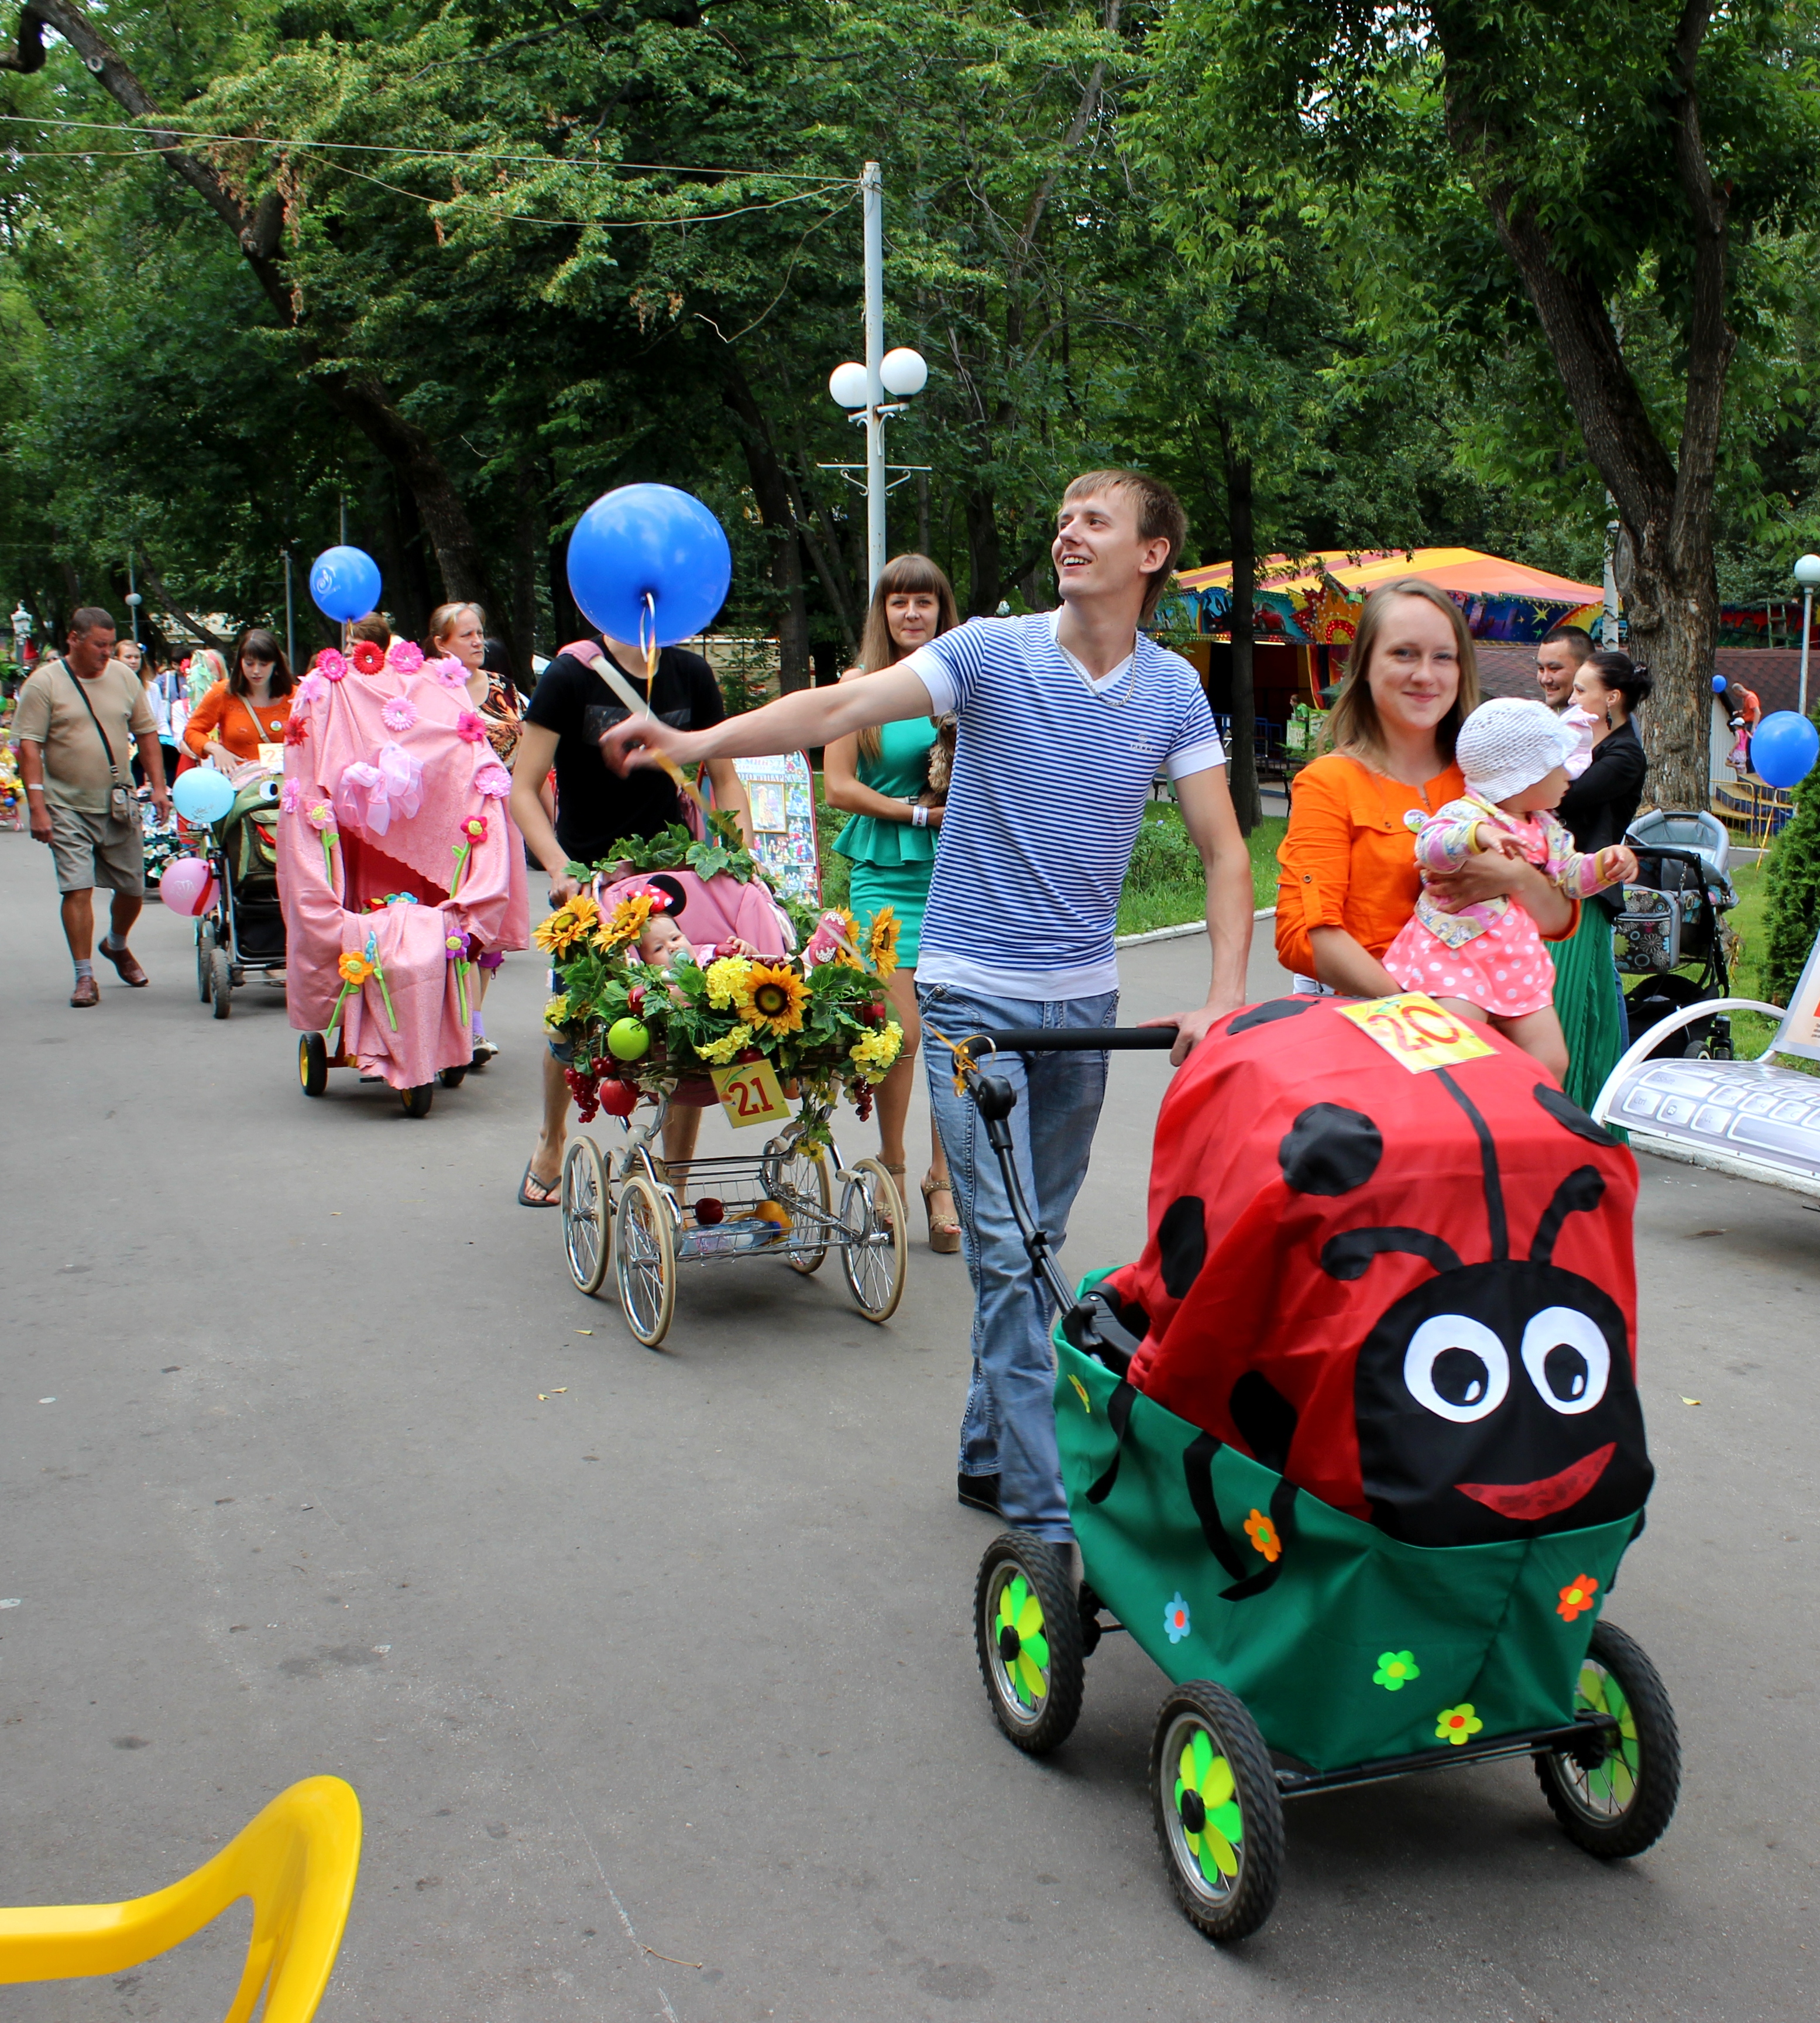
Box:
[833,716,939,966]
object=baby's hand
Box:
[1481,829,1527,861]
[1602,845,1639,887]
[716,935,758,959]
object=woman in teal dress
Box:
[824,554,963,1253]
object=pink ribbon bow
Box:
[338,743,424,836]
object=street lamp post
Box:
[125,553,142,644]
[1794,553,1820,717]
[283,549,297,673]
[823,163,929,594]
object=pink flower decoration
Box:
[427,656,467,687]
[445,931,471,959]
[280,778,304,814]
[474,762,513,798]
[461,814,490,843]
[382,697,418,732]
[455,711,487,743]
[315,648,348,682]
[387,640,425,674]
[294,671,328,706]
[305,801,336,832]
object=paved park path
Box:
[2,829,1815,2021]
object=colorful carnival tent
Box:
[1171,548,1605,647]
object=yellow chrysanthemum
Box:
[543,993,571,1030]
[849,1018,904,1079]
[595,892,655,951]
[693,1029,746,1065]
[739,961,811,1037]
[867,906,901,980]
[703,955,753,1010]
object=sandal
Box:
[517,1159,562,1208]
[921,1173,962,1254]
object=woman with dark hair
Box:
[1551,649,1653,1109]
[823,553,963,1252]
[182,627,295,766]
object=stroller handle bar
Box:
[959,1025,1179,1055]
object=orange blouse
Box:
[182,680,294,761]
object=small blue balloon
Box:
[308,544,382,624]
[174,766,236,825]
[1712,673,1728,694]
[1752,710,1819,789]
[566,484,732,648]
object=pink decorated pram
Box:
[280,654,529,1110]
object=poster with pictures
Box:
[734,751,820,907]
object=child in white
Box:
[1383,697,1637,1082]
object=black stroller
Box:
[197,774,286,1019]
[1616,810,1739,1060]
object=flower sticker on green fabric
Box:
[1436,1703,1485,1746]
[1372,1650,1420,1692]
[1067,1373,1091,1413]
[1163,1593,1191,1644]
[1557,1573,1599,1623]
[1175,1726,1244,1885]
[995,1574,1049,1710]
[1242,1508,1282,1562]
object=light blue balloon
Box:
[566,484,732,647]
[174,766,236,824]
[308,544,382,624]
[1751,709,1819,789]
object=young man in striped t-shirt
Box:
[600,470,1254,1542]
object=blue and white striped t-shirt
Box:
[908,612,1225,1000]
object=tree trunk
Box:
[1616,547,1717,811]
[1218,428,1262,834]
[719,358,810,692]
[32,0,494,613]
[965,486,1002,617]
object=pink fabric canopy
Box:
[280,660,529,1090]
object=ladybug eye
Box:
[1520,1307,1610,1415]
[1402,1315,1510,1424]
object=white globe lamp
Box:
[879,347,928,398]
[827,361,870,410]
[1793,553,1820,589]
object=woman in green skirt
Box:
[1554,651,1652,1111]
[825,555,963,1252]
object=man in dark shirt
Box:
[510,629,751,1205]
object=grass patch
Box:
[811,776,1281,939]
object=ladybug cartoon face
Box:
[1324,1074,1652,1546]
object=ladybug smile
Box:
[1454,1442,1615,1521]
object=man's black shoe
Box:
[957,1472,1001,1514]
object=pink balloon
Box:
[159,856,217,916]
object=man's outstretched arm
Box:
[599,663,934,773]
[1142,764,1254,1063]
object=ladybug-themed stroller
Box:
[958,997,1677,1942]
[277,649,528,1115]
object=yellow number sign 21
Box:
[710,1058,789,1128]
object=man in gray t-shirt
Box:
[15,606,170,1007]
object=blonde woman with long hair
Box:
[823,554,961,1252]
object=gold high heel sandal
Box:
[921,1172,961,1254]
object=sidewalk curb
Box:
[1115,906,1276,950]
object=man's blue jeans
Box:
[918,980,1118,1543]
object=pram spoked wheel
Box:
[616,1171,676,1347]
[974,1531,1084,1755]
[1151,1682,1285,1945]
[1534,1619,1680,1859]
[767,1137,831,1275]
[839,1157,908,1322]
[562,1136,612,1296]
[298,1033,328,1098]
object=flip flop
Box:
[518,1160,562,1208]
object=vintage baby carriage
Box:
[1616,808,1739,1059]
[278,651,528,1115]
[195,764,286,1018]
[552,865,908,1345]
[957,996,1678,1942]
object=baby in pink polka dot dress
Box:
[1384,697,1637,1083]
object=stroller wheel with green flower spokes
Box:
[1151,1681,1283,1943]
[1536,1619,1680,1859]
[974,1531,1083,1755]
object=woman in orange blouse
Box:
[183,628,295,764]
[1276,580,1574,994]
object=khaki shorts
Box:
[49,804,146,897]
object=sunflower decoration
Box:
[532,893,602,956]
[739,962,811,1038]
[595,890,657,952]
[866,906,901,980]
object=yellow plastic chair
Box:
[0,1775,361,2022]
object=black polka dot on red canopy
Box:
[1532,1082,1616,1146]
[1228,997,1320,1035]
[1279,1103,1383,1195]
[1157,1196,1207,1299]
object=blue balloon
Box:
[566,484,732,648]
[173,766,236,825]
[308,545,382,624]
[1751,710,1820,789]
[1712,673,1728,694]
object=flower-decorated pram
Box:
[279,644,528,1091]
